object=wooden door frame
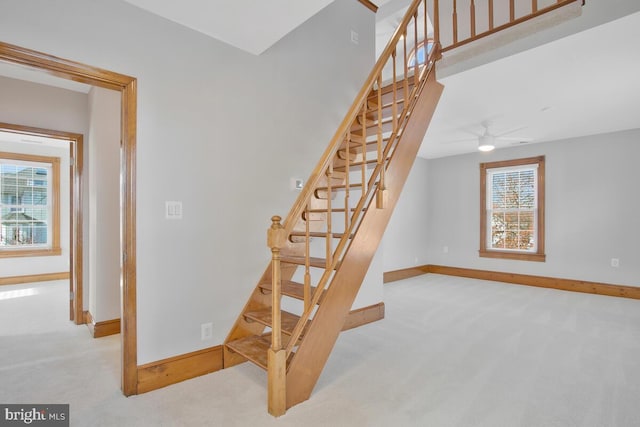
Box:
[0,122,83,323]
[0,41,139,396]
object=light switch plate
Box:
[165,201,183,219]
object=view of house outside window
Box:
[0,157,52,249]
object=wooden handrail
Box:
[271,0,581,359]
[279,0,428,239]
[257,0,587,416]
[262,0,436,360]
[441,0,582,52]
[283,48,439,355]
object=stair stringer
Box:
[285,70,445,409]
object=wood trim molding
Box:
[84,311,121,338]
[427,265,640,299]
[137,302,385,394]
[387,264,640,300]
[383,266,430,283]
[0,271,70,286]
[357,0,378,13]
[0,41,139,396]
[342,302,385,331]
[137,345,224,394]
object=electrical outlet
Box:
[611,258,620,268]
[201,322,213,340]
[443,246,449,253]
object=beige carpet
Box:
[1,275,639,426]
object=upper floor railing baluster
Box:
[440,0,582,52]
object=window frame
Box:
[0,151,61,258]
[407,38,435,68]
[479,155,545,262]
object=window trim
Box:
[0,151,61,258]
[479,155,545,262]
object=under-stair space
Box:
[221,0,584,417]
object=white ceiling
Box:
[121,0,336,55]
[1,1,638,160]
[422,10,640,158]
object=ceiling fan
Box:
[447,120,532,152]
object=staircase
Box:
[222,0,583,416]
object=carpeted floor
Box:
[1,275,639,426]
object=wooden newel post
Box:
[267,215,287,416]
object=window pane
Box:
[481,158,544,259]
[519,211,534,230]
[0,158,52,250]
[490,212,505,248]
[505,172,520,208]
[491,173,506,209]
[32,225,48,244]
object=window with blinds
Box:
[480,156,545,262]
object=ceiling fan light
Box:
[478,135,495,152]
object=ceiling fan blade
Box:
[494,126,527,137]
[496,136,533,142]
[442,137,477,144]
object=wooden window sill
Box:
[479,250,546,262]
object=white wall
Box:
[0,76,85,278]
[0,0,375,363]
[383,157,430,271]
[87,87,121,322]
[0,75,88,135]
[423,129,640,286]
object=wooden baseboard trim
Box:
[135,302,385,394]
[137,345,224,394]
[426,264,640,300]
[342,302,385,331]
[383,266,430,283]
[84,311,121,338]
[0,271,70,286]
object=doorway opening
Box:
[0,41,138,395]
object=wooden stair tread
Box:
[290,231,353,239]
[337,140,386,159]
[334,158,388,171]
[225,334,271,370]
[366,98,406,113]
[307,207,365,213]
[367,79,416,100]
[259,280,322,303]
[226,333,297,371]
[352,114,399,132]
[281,256,332,269]
[316,183,363,191]
[244,308,303,335]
